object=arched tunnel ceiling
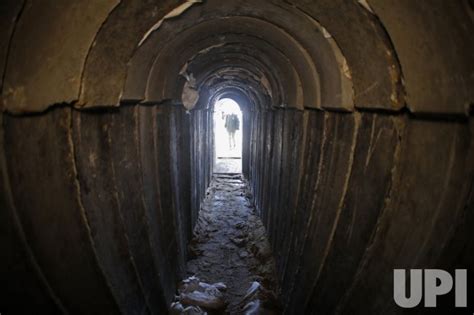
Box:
[368,0,474,115]
[0,0,472,115]
[0,1,473,314]
[123,1,353,111]
[78,0,181,107]
[1,0,120,112]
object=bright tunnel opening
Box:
[213,98,243,174]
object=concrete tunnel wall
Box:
[1,105,214,314]
[247,110,474,314]
[0,0,473,314]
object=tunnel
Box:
[1,0,473,314]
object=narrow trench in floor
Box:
[172,174,281,314]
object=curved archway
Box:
[1,1,473,314]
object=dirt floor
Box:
[184,174,281,314]
[214,158,242,174]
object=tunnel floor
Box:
[214,158,242,174]
[183,174,280,314]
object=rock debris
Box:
[175,174,280,314]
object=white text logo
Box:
[393,269,467,308]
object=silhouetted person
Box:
[225,113,239,149]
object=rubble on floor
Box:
[173,175,281,314]
[170,276,227,314]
